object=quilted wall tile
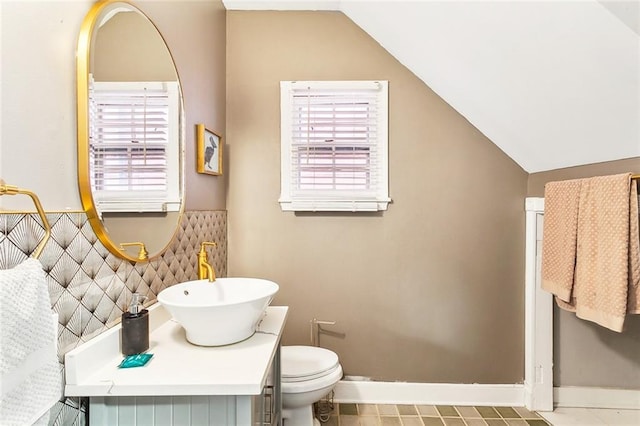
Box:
[0,210,227,425]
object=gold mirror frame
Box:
[77,0,185,262]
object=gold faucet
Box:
[198,242,217,282]
[120,242,148,261]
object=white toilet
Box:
[281,345,343,426]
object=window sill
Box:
[96,200,181,214]
[279,198,391,212]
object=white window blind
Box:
[279,80,390,212]
[89,78,180,214]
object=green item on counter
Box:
[118,353,153,368]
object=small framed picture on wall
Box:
[196,124,222,176]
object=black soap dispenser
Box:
[121,293,149,356]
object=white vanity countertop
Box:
[65,304,288,397]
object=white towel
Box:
[0,258,61,425]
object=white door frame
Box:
[524,197,553,411]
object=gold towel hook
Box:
[0,178,51,259]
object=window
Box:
[89,78,180,215]
[279,80,390,212]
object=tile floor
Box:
[317,403,550,425]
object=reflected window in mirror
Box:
[89,77,180,215]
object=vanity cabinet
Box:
[254,350,281,426]
[88,347,281,425]
[65,305,287,426]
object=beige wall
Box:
[94,10,176,82]
[227,11,528,383]
[529,157,640,389]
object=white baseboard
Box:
[554,386,640,410]
[333,381,640,410]
[333,380,525,407]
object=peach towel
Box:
[541,173,640,332]
[540,178,583,302]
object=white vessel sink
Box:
[157,278,279,346]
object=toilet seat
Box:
[281,363,343,394]
[281,346,342,394]
[281,346,340,382]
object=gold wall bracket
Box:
[0,178,51,259]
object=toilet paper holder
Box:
[309,318,345,346]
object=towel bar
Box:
[0,179,51,259]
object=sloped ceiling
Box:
[224,0,640,173]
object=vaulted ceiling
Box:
[224,0,640,173]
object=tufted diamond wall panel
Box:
[0,210,227,425]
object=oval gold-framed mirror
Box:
[77,0,185,262]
